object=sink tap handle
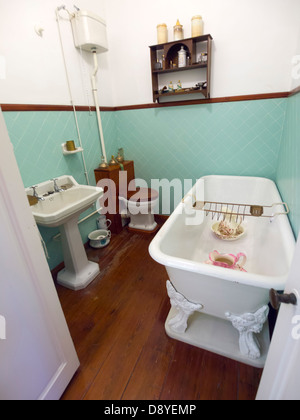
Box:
[52,178,64,192]
[31,185,45,201]
[31,185,38,196]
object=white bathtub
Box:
[149,176,295,367]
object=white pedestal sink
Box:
[26,176,103,291]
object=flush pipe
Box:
[91,49,108,163]
[55,6,90,185]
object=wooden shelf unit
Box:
[149,34,213,103]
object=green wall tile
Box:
[5,94,299,271]
[276,92,300,238]
[115,98,287,200]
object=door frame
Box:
[257,233,300,400]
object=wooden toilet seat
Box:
[121,187,159,203]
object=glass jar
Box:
[117,148,124,162]
[99,156,108,168]
[191,16,204,37]
[157,23,168,44]
[174,19,183,41]
[178,46,187,68]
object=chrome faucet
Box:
[31,186,45,201]
[52,178,64,193]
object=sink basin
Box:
[32,185,102,228]
[26,176,103,291]
[26,176,103,228]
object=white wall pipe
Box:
[91,50,108,163]
[55,7,90,185]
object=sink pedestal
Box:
[26,176,103,290]
[57,216,100,291]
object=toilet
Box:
[119,187,159,232]
[94,160,159,234]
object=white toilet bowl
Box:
[119,188,159,232]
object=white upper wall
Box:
[291,26,300,90]
[106,0,300,106]
[0,0,299,107]
[0,0,112,106]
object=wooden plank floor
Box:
[56,227,262,400]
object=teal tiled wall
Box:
[4,110,117,188]
[276,92,300,238]
[4,94,298,270]
[115,98,287,209]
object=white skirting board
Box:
[165,308,270,368]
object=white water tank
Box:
[71,10,108,53]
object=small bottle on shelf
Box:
[178,46,187,68]
[173,19,183,41]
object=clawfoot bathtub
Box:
[149,176,295,367]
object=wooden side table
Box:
[94,161,135,234]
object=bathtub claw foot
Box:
[226,305,269,360]
[166,280,203,334]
